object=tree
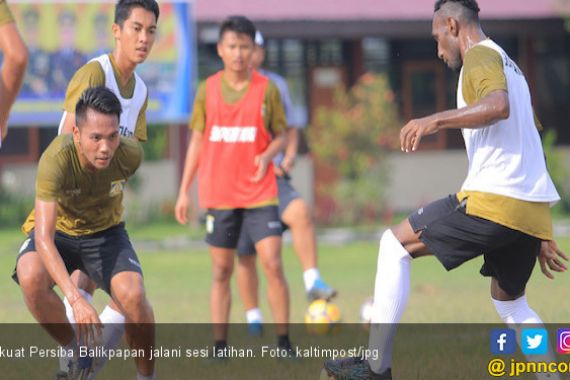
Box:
[310,73,400,224]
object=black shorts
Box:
[237,177,300,256]
[205,206,282,250]
[277,176,300,217]
[13,223,143,295]
[408,195,540,297]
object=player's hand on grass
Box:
[539,240,568,279]
[400,116,439,152]
[70,296,103,346]
[175,193,190,225]
[252,154,270,182]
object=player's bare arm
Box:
[0,20,28,139]
[252,129,287,182]
[175,130,203,225]
[34,198,102,343]
[280,127,299,174]
[400,89,509,152]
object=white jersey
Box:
[58,54,147,138]
[458,39,559,204]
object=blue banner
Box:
[3,1,194,126]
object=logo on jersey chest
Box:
[109,179,126,197]
[118,125,134,138]
[209,126,257,143]
[64,188,81,196]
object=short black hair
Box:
[115,0,160,27]
[218,16,256,43]
[434,0,480,21]
[75,87,122,128]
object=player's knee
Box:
[380,229,398,251]
[284,200,312,226]
[237,261,257,279]
[212,264,233,282]
[111,273,148,307]
[17,255,50,294]
[118,285,148,311]
[378,229,413,261]
[261,257,285,280]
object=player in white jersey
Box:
[0,0,28,148]
[56,1,159,379]
[323,1,567,379]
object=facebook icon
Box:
[491,329,516,355]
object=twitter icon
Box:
[522,328,548,355]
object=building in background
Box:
[193,0,570,215]
[1,0,568,215]
[195,0,570,148]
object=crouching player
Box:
[13,87,156,380]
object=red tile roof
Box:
[195,0,564,22]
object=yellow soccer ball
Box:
[305,300,342,335]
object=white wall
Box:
[3,147,569,215]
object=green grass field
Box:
[1,223,570,379]
[1,223,569,324]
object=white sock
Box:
[368,229,412,374]
[89,306,126,377]
[64,289,93,324]
[493,296,561,380]
[136,372,156,380]
[303,268,320,291]
[246,308,264,323]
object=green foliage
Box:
[309,73,400,224]
[142,125,168,161]
[542,130,570,213]
[0,188,33,228]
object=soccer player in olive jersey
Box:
[0,0,28,147]
[323,1,567,379]
[14,87,156,380]
[56,1,158,377]
[175,16,293,354]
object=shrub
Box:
[309,73,400,224]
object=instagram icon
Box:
[557,329,570,354]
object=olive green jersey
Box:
[22,134,143,236]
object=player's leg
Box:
[14,231,93,378]
[244,206,291,350]
[324,195,471,378]
[82,224,155,380]
[236,231,264,336]
[278,177,336,300]
[255,236,287,324]
[61,271,127,379]
[488,236,561,380]
[236,255,260,316]
[210,246,235,343]
[110,272,155,379]
[205,209,243,353]
[16,250,74,344]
